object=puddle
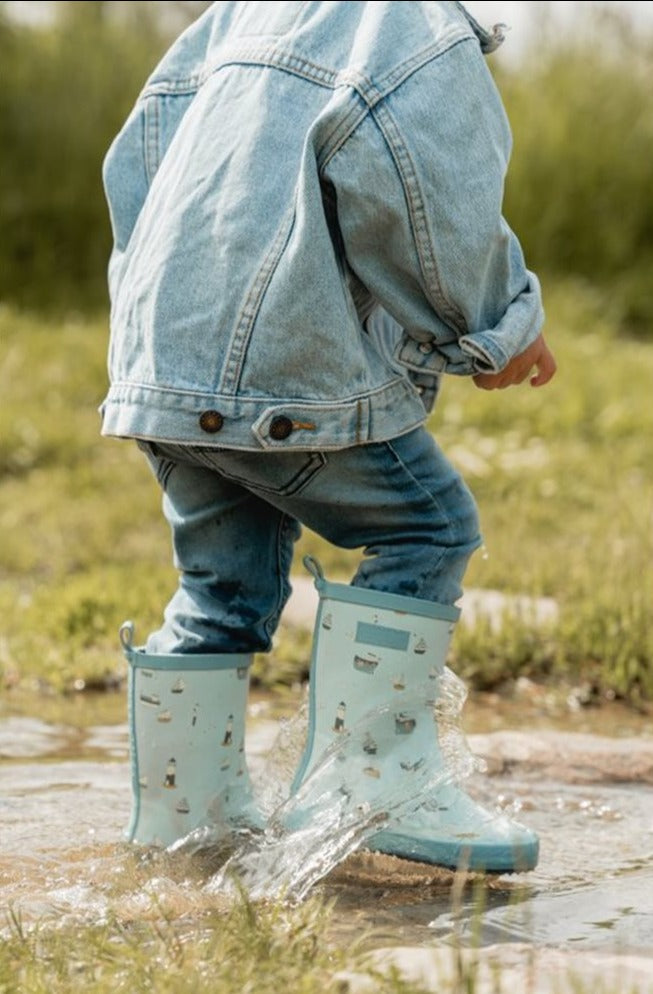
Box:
[0,688,652,957]
[325,775,653,954]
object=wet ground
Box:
[1,688,652,966]
[3,580,652,991]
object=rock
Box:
[469,730,653,784]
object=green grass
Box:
[499,10,653,335]
[433,279,653,703]
[1,886,646,994]
[0,894,418,994]
[1,281,652,701]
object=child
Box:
[104,1,555,870]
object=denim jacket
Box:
[101,1,544,451]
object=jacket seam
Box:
[143,96,160,183]
[374,26,471,96]
[139,31,475,166]
[106,374,408,406]
[218,209,296,395]
[142,46,339,97]
[369,96,467,334]
[318,34,475,182]
[315,97,369,173]
[140,25,473,100]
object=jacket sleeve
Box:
[102,103,150,254]
[102,101,149,299]
[323,36,544,379]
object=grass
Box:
[1,882,648,994]
[0,895,398,994]
[1,280,653,702]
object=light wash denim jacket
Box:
[101,1,544,451]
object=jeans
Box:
[137,427,481,654]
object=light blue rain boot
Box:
[120,622,260,847]
[291,560,539,873]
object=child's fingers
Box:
[529,349,557,387]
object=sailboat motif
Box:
[395,712,416,734]
[140,692,161,707]
[353,654,379,674]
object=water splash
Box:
[255,694,310,817]
[204,667,481,902]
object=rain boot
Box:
[120,621,260,847]
[291,559,539,873]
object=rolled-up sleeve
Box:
[324,35,544,377]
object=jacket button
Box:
[199,410,224,433]
[418,341,434,354]
[269,416,293,441]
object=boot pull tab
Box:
[119,620,135,656]
[302,555,325,590]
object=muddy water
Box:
[1,690,652,954]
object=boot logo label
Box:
[356,622,410,651]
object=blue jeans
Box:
[137,428,481,654]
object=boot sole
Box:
[368,829,539,873]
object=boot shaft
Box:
[289,563,539,873]
[293,559,459,788]
[121,622,255,846]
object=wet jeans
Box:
[136,427,481,654]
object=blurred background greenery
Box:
[0,0,204,310]
[1,1,651,326]
[1,1,652,703]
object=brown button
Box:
[269,416,293,441]
[199,410,224,433]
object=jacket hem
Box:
[100,377,428,452]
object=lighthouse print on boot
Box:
[333,702,346,732]
[291,558,540,873]
[121,621,259,847]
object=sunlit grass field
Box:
[1,278,652,702]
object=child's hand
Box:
[472,333,556,390]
